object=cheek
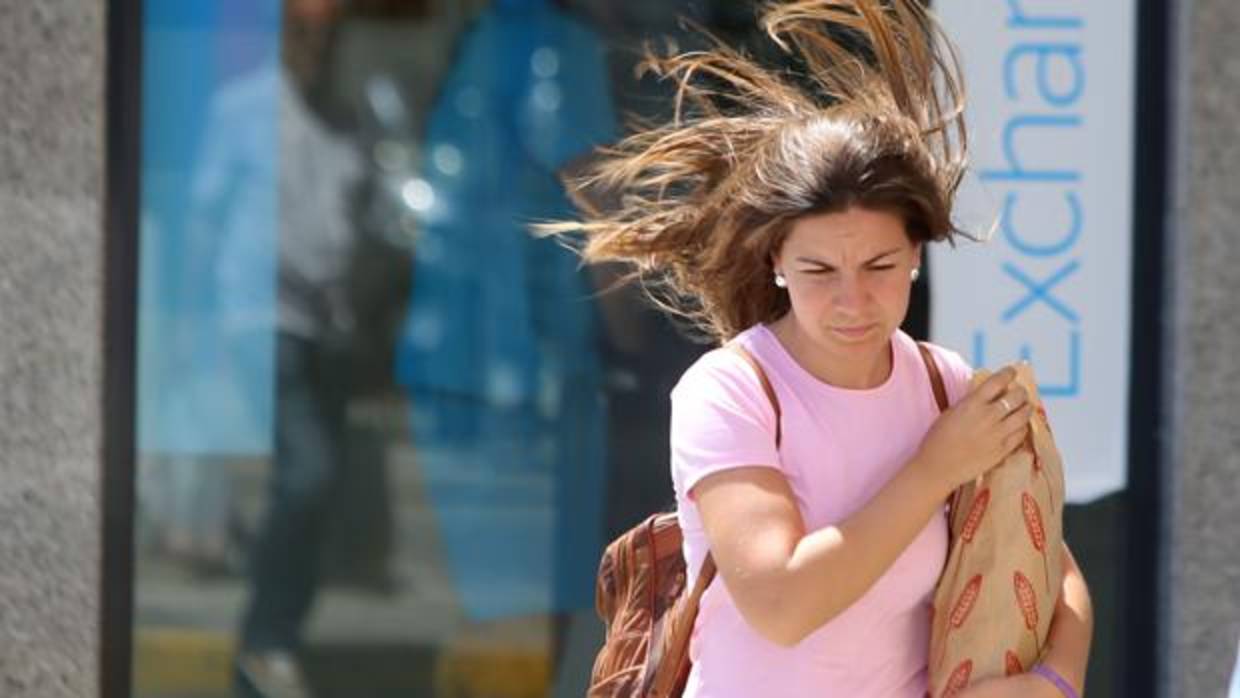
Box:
[788,282,832,311]
[877,276,913,312]
[786,291,831,332]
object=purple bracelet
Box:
[1031,663,1079,698]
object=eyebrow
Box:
[795,247,904,267]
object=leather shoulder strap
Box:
[916,341,950,413]
[726,344,782,447]
[918,341,968,521]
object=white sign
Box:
[930,0,1136,503]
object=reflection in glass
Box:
[396,0,614,622]
[134,1,712,696]
[229,0,368,693]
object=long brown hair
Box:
[541,0,972,343]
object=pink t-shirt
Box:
[670,325,972,698]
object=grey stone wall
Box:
[1165,0,1240,696]
[0,2,105,697]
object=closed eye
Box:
[800,264,896,274]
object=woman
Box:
[548,1,1092,696]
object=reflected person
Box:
[194,0,363,695]
[394,0,615,659]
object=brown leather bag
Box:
[587,342,948,698]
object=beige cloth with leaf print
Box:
[927,364,1066,698]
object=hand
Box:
[914,366,1034,496]
[955,673,1060,698]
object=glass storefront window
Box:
[133,2,751,696]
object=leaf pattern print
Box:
[961,489,990,544]
[1014,570,1042,655]
[936,574,983,670]
[1022,492,1051,590]
[1004,650,1023,677]
[942,659,973,698]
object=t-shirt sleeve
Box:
[925,343,974,406]
[669,350,782,500]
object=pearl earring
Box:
[774,273,787,289]
[911,268,921,282]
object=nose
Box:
[833,273,871,315]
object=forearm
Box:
[1038,543,1093,694]
[761,457,950,644]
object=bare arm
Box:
[958,543,1093,698]
[694,458,950,645]
[1039,543,1094,693]
[693,368,1033,646]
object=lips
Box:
[832,324,877,338]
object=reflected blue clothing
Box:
[139,27,283,457]
[395,0,615,619]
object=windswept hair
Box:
[541,0,971,343]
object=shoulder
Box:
[897,332,974,405]
[669,330,783,491]
[919,340,973,380]
[669,329,773,421]
[672,344,759,402]
[672,326,772,402]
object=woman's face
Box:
[772,206,920,361]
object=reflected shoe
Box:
[236,650,313,698]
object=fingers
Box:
[968,367,1018,406]
[991,384,1030,420]
[1000,404,1034,446]
[965,367,1032,420]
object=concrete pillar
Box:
[0,2,105,696]
[1165,0,1240,695]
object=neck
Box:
[771,316,893,390]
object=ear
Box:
[912,242,923,270]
